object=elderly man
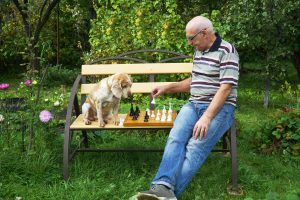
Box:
[136,16,239,200]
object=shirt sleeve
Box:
[219,52,239,86]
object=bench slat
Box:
[82,63,192,75]
[81,82,177,94]
[70,114,173,129]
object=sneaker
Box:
[136,184,177,200]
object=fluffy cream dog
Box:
[82,73,132,127]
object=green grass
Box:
[1,67,300,200]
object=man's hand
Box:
[193,114,212,140]
[151,85,167,98]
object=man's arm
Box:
[193,83,232,139]
[152,77,191,97]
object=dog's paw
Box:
[98,120,106,127]
[84,119,91,125]
[113,118,120,125]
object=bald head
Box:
[186,16,214,33]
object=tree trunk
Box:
[263,76,270,108]
[292,52,300,82]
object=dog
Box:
[82,73,132,127]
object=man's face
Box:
[186,28,207,51]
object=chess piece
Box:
[156,109,161,116]
[151,97,156,104]
[167,113,172,122]
[155,114,160,121]
[145,110,149,120]
[144,118,149,122]
[135,105,140,114]
[130,103,135,116]
[151,110,155,118]
[119,117,125,126]
[168,102,172,114]
[161,113,166,122]
[162,105,166,115]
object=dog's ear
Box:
[111,79,122,99]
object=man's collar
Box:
[204,33,222,53]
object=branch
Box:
[12,0,31,37]
[32,0,59,46]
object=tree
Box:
[222,0,300,107]
[12,0,59,76]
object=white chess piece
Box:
[161,113,166,122]
[151,110,155,118]
[155,114,160,121]
[162,105,166,114]
[119,117,125,126]
[156,109,161,116]
[167,113,172,122]
[151,98,156,104]
[168,102,172,114]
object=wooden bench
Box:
[63,50,241,194]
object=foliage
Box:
[43,65,79,87]
[0,77,69,150]
[1,62,300,199]
[0,0,91,74]
[222,0,300,81]
[256,108,300,156]
[86,0,192,62]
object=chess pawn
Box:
[162,105,166,114]
[156,109,161,116]
[155,113,160,121]
[168,102,172,114]
[161,114,166,122]
[151,110,155,118]
[119,117,125,126]
[167,113,172,122]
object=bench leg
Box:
[63,128,71,181]
[82,130,89,148]
[227,121,243,195]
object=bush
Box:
[257,108,300,156]
[43,65,79,87]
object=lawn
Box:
[0,64,300,200]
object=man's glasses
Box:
[187,29,205,41]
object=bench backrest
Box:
[80,63,193,94]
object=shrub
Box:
[257,108,300,156]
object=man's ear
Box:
[111,80,122,99]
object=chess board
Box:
[123,110,177,127]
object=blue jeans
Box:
[151,102,235,197]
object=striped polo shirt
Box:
[189,34,239,106]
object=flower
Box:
[0,83,9,90]
[39,110,53,123]
[54,101,60,106]
[24,79,32,86]
[0,114,4,122]
[32,80,37,85]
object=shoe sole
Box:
[136,193,177,200]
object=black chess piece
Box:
[134,110,139,118]
[130,103,135,116]
[135,105,140,114]
[145,110,149,120]
[144,118,148,122]
[132,114,138,120]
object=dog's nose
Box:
[128,91,132,96]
